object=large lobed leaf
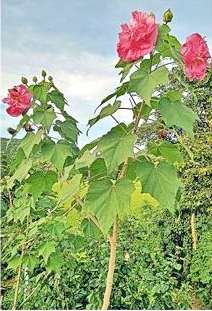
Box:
[83,178,135,234]
[38,240,56,264]
[33,106,56,132]
[41,139,74,171]
[136,157,182,213]
[47,89,67,111]
[19,129,43,158]
[25,170,57,202]
[129,66,169,105]
[53,116,81,143]
[98,123,137,174]
[52,174,82,206]
[147,141,184,163]
[158,97,199,138]
[7,159,33,188]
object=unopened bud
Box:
[48,76,53,82]
[157,129,168,140]
[32,76,38,83]
[24,123,34,132]
[7,127,17,135]
[163,8,173,24]
[41,70,47,77]
[21,76,28,85]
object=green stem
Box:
[12,245,24,310]
[12,216,29,310]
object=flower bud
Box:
[157,129,168,140]
[32,76,38,83]
[21,76,28,85]
[24,123,34,132]
[48,76,53,82]
[7,127,17,135]
[41,70,47,78]
[163,9,173,24]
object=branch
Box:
[75,195,102,232]
[87,212,102,232]
[118,157,129,179]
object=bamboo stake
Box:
[191,213,197,250]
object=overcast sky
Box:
[1,0,212,146]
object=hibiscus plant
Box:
[1,9,211,310]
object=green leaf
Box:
[75,150,96,170]
[52,174,82,205]
[157,24,171,39]
[33,106,56,132]
[129,66,169,105]
[19,129,43,158]
[100,101,121,118]
[90,158,107,179]
[98,124,137,173]
[81,218,101,237]
[133,97,159,120]
[46,253,64,274]
[126,158,137,181]
[115,59,135,82]
[22,254,39,272]
[156,32,181,59]
[136,157,182,213]
[7,256,22,270]
[47,89,67,111]
[16,114,31,132]
[139,55,161,72]
[115,58,133,69]
[38,241,56,264]
[69,235,86,251]
[9,148,26,172]
[173,262,182,271]
[25,171,57,201]
[148,141,184,163]
[13,205,30,223]
[165,90,182,102]
[80,138,99,155]
[83,178,135,234]
[158,97,199,138]
[54,117,80,143]
[7,159,33,188]
[155,24,171,47]
[96,82,129,110]
[31,81,51,103]
[87,101,121,133]
[41,140,73,171]
[86,115,100,132]
[46,221,65,238]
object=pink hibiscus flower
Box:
[181,33,211,81]
[117,11,158,62]
[2,84,32,117]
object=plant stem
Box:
[101,157,129,310]
[12,216,29,310]
[102,216,118,310]
[12,244,24,310]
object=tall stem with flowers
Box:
[2,8,211,310]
